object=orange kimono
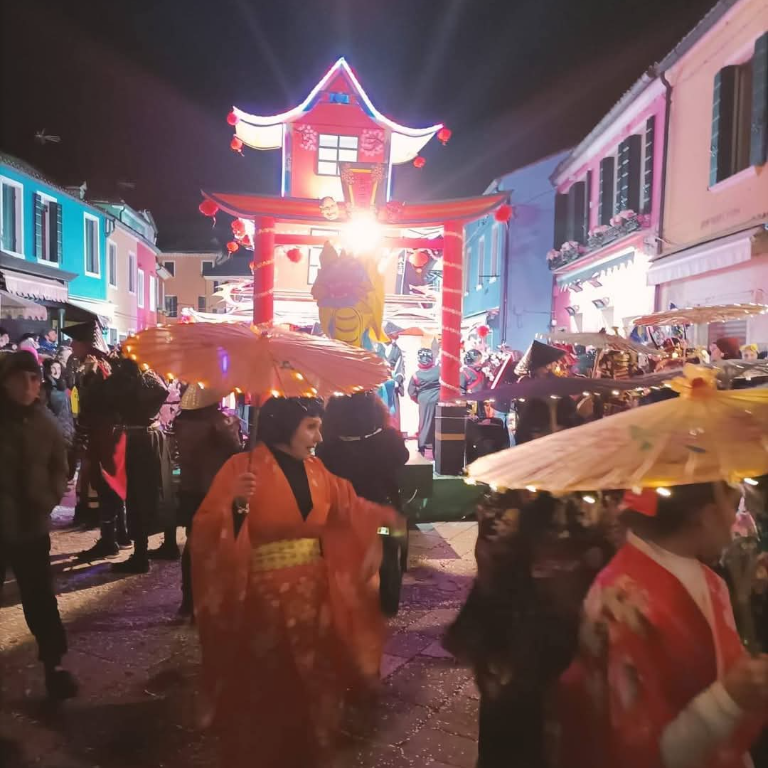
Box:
[191,444,397,768]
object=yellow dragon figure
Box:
[311,242,387,348]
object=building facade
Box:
[0,154,112,337]
[160,250,222,321]
[549,77,666,334]
[649,0,768,345]
[105,223,139,342]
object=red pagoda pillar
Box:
[434,220,466,476]
[253,217,275,325]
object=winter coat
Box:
[0,393,68,544]
[43,375,75,447]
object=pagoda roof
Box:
[233,57,443,164]
[202,190,510,227]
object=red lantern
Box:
[494,204,513,223]
[226,241,239,254]
[231,219,246,237]
[230,136,244,153]
[241,234,253,249]
[409,249,430,268]
[198,200,218,218]
[413,156,426,169]
[286,247,302,264]
[477,325,490,339]
[437,127,452,145]
[226,110,239,126]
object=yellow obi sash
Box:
[251,538,322,572]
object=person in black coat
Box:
[407,348,441,456]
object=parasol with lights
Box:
[467,365,768,492]
[124,322,388,400]
[541,330,659,356]
[633,303,768,327]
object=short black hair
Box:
[322,391,388,441]
[620,482,720,538]
[0,326,8,336]
[256,397,324,447]
[19,332,37,342]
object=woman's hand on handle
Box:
[233,472,257,501]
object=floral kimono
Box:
[191,444,397,768]
[557,535,767,768]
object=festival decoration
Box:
[226,241,239,253]
[476,324,490,339]
[241,234,253,250]
[231,219,246,237]
[494,204,512,223]
[286,247,303,263]
[231,136,244,154]
[409,250,430,269]
[226,110,239,126]
[437,127,452,145]
[383,201,403,223]
[311,242,386,349]
[199,200,219,218]
[413,156,426,169]
[359,128,386,157]
[319,196,340,221]
[633,303,768,327]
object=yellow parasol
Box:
[468,365,768,492]
[541,330,659,356]
[633,303,768,326]
[124,322,389,400]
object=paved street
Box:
[1,494,480,768]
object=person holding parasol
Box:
[468,365,768,768]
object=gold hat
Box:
[180,383,226,411]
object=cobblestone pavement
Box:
[1,494,479,768]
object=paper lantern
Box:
[231,219,246,237]
[494,204,513,223]
[477,325,490,339]
[437,127,452,145]
[226,110,239,126]
[241,234,253,249]
[230,136,243,153]
[413,156,426,169]
[409,249,430,268]
[226,241,239,254]
[287,247,302,263]
[198,200,218,217]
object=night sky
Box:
[1,0,719,247]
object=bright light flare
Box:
[342,212,383,254]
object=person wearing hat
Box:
[0,352,77,699]
[168,384,242,615]
[741,343,760,362]
[461,348,487,395]
[514,340,581,444]
[407,347,441,456]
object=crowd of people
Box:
[1,320,767,768]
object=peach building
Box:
[159,249,222,321]
[649,0,768,345]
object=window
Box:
[307,228,338,284]
[108,328,118,346]
[491,224,503,280]
[137,268,145,309]
[128,252,136,294]
[201,260,213,275]
[710,34,768,184]
[165,295,178,318]
[34,194,62,264]
[0,177,24,255]
[107,242,118,287]
[317,134,358,176]
[163,260,175,277]
[476,238,485,289]
[642,116,656,214]
[598,157,615,226]
[84,214,100,276]
[149,275,157,312]
[198,296,206,312]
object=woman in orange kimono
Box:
[557,482,768,768]
[191,397,402,768]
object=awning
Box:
[0,289,47,321]
[0,268,68,303]
[556,249,636,287]
[647,227,766,286]
[66,297,115,327]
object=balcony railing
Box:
[547,211,648,271]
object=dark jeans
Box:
[94,471,128,546]
[0,535,67,666]
[477,685,545,768]
[179,491,205,609]
[125,428,165,557]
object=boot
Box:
[44,664,79,700]
[112,554,150,574]
[77,539,119,561]
[148,532,181,561]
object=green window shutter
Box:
[553,193,568,249]
[642,116,656,214]
[34,193,44,258]
[51,202,62,263]
[598,157,614,225]
[750,32,768,167]
[567,181,587,244]
[615,135,642,213]
[710,66,738,185]
[585,170,593,233]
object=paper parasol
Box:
[124,323,389,400]
[468,365,768,492]
[633,303,768,327]
[542,330,659,356]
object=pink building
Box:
[648,0,768,347]
[136,239,160,330]
[550,75,666,333]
